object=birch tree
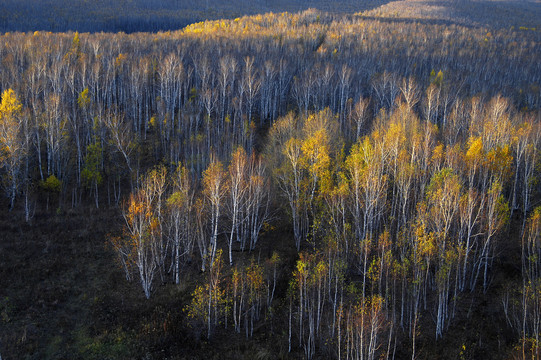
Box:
[0,89,25,209]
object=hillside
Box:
[0,0,384,33]
[2,0,539,33]
[361,0,541,29]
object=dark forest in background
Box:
[2,0,540,33]
[0,0,382,33]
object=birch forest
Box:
[0,1,540,359]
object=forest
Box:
[0,2,540,359]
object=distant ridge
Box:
[0,0,385,33]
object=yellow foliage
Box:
[77,88,90,109]
[186,285,208,321]
[465,136,483,163]
[431,143,444,167]
[301,128,330,179]
[115,53,125,67]
[486,145,513,179]
[203,159,225,199]
[0,89,22,117]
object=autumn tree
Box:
[346,136,388,273]
[244,151,271,251]
[81,141,103,208]
[166,163,195,285]
[425,168,461,338]
[120,190,156,299]
[0,89,25,209]
[203,157,227,266]
[186,249,226,339]
[116,166,167,298]
[226,147,248,265]
[268,113,306,250]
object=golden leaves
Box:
[0,89,22,117]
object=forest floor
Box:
[0,202,299,359]
[0,201,525,359]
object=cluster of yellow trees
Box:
[260,94,539,357]
[112,89,540,358]
[185,250,281,340]
[110,147,270,299]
